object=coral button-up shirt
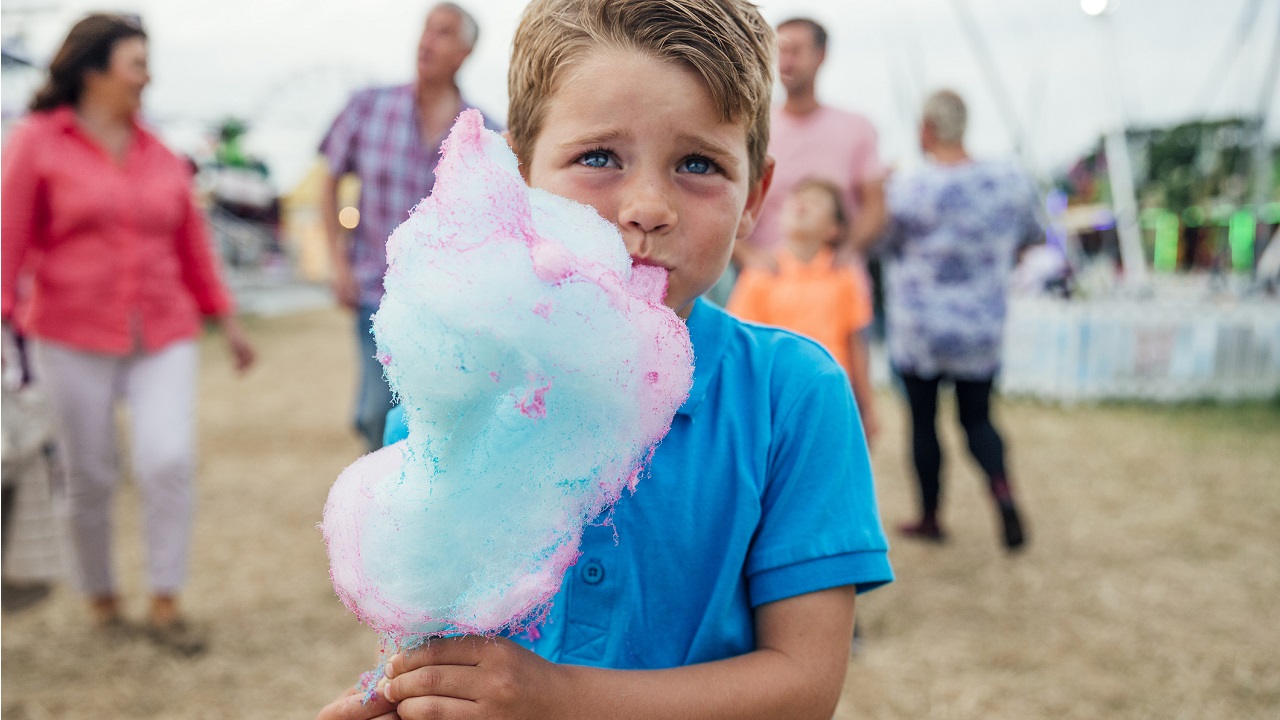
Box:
[2,107,233,356]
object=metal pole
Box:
[1092,10,1148,287]
[1251,7,1280,213]
[950,0,1032,173]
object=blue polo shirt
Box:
[382,298,892,669]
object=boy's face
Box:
[782,187,840,246]
[524,49,771,319]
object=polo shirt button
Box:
[582,560,605,585]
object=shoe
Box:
[1,581,51,614]
[145,618,208,657]
[93,614,139,642]
[898,519,946,543]
[1000,503,1026,551]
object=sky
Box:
[3,0,1276,192]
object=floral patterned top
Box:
[879,160,1042,379]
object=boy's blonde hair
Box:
[509,0,775,184]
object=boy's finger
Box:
[385,665,482,703]
[394,637,486,673]
[395,696,480,720]
[318,689,397,720]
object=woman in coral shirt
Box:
[1,13,254,652]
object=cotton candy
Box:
[320,110,693,645]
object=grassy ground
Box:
[3,308,1277,719]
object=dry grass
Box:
[3,307,1277,719]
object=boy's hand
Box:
[380,636,565,720]
[317,685,399,720]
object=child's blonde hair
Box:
[508,0,775,184]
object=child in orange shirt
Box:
[729,178,878,442]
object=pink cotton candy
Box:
[321,110,693,647]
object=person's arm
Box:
[322,169,359,310]
[349,585,855,720]
[845,331,877,447]
[848,177,886,254]
[838,266,877,445]
[1,121,43,326]
[213,314,255,373]
[173,183,255,373]
[319,93,366,311]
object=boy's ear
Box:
[735,155,776,243]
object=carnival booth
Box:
[999,198,1279,402]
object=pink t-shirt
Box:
[748,105,885,252]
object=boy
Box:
[729,178,880,445]
[322,1,891,718]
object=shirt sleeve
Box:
[725,268,768,324]
[1,120,45,322]
[745,346,892,605]
[173,183,234,317]
[319,92,368,176]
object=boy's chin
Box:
[664,292,699,320]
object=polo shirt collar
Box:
[676,298,731,417]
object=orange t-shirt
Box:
[727,248,873,370]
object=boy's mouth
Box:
[630,256,670,271]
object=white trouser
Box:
[31,339,197,596]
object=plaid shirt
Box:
[320,84,501,307]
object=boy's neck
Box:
[786,236,825,264]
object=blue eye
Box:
[578,150,613,169]
[680,156,714,175]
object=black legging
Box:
[899,372,1009,519]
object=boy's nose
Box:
[618,176,676,240]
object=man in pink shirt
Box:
[733,17,887,270]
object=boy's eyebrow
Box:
[559,129,630,149]
[675,134,740,168]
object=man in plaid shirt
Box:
[320,2,501,451]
